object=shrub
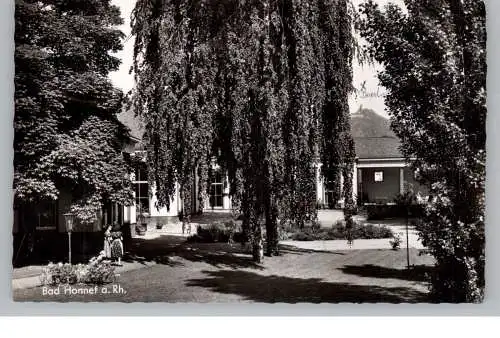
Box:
[187,220,245,243]
[85,255,117,285]
[289,231,319,241]
[40,262,78,285]
[286,220,394,241]
[365,190,425,220]
[40,251,117,286]
[197,223,229,242]
[390,233,402,250]
[366,204,401,220]
[351,222,393,239]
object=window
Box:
[374,171,384,182]
[133,161,149,214]
[209,170,224,208]
[103,202,124,225]
[35,200,57,230]
[134,160,148,182]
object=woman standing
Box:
[110,223,124,266]
[103,225,112,259]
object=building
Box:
[353,136,427,204]
[12,191,117,265]
[119,106,427,225]
[314,136,426,208]
[118,109,232,228]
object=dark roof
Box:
[117,108,144,140]
[354,136,403,159]
[350,105,403,159]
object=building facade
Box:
[119,108,428,225]
[353,137,427,205]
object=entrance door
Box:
[324,182,336,209]
[209,171,223,208]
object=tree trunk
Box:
[265,196,279,256]
[343,163,355,245]
[251,215,264,263]
[252,235,264,263]
[240,191,251,250]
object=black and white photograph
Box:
[11,0,486,304]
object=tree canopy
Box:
[14,0,134,224]
[358,0,486,302]
[131,0,355,262]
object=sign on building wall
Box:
[374,171,384,182]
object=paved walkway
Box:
[317,209,345,227]
[131,211,240,240]
[315,209,424,250]
[281,235,423,252]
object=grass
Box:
[13,234,435,303]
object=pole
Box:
[406,211,410,269]
[68,232,72,265]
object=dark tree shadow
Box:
[124,235,349,269]
[185,270,431,303]
[339,264,434,283]
[278,244,346,255]
[123,235,186,267]
[124,235,264,270]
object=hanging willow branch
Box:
[131,0,355,261]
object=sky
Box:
[109,0,405,118]
[109,0,135,94]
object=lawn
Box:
[13,235,435,303]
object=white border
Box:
[1,0,499,315]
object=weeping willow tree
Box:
[131,0,355,262]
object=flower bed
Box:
[40,251,117,286]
